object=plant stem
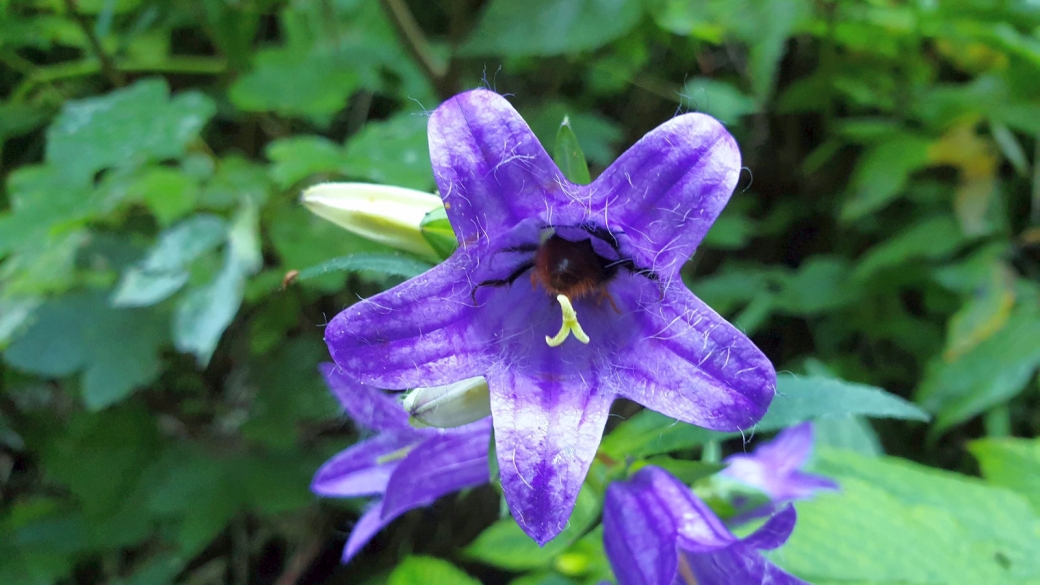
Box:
[62,0,126,87]
[379,0,453,97]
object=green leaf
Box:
[0,297,41,348]
[3,294,167,409]
[112,214,228,307]
[853,215,965,280]
[601,375,926,459]
[553,118,592,185]
[461,0,643,57]
[681,77,759,124]
[173,204,261,365]
[641,457,725,484]
[969,438,1040,512]
[990,121,1029,176]
[840,136,932,222]
[45,78,215,184]
[466,486,600,570]
[342,112,434,190]
[916,304,1040,433]
[813,416,883,456]
[774,256,860,315]
[599,410,717,459]
[702,209,755,249]
[266,136,348,189]
[44,404,162,521]
[229,46,359,119]
[296,253,433,282]
[128,166,201,225]
[760,375,929,429]
[240,339,338,448]
[420,207,458,259]
[388,556,481,585]
[0,166,96,256]
[779,450,1040,584]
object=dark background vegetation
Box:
[1,0,1039,583]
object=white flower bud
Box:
[301,182,443,258]
[402,376,492,428]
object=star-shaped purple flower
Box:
[603,466,808,585]
[722,422,839,503]
[310,364,491,562]
[325,90,776,544]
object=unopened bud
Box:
[402,376,491,428]
[301,182,443,258]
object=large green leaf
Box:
[229,46,359,119]
[341,112,433,190]
[3,294,167,409]
[970,438,1040,512]
[173,204,261,365]
[778,450,1040,584]
[461,0,642,57]
[916,303,1040,432]
[112,214,228,307]
[600,375,926,458]
[45,78,215,184]
[388,556,481,585]
[466,487,600,570]
[840,136,932,221]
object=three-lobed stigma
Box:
[545,294,590,347]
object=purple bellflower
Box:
[310,364,491,562]
[722,422,839,503]
[324,90,776,544]
[603,466,808,585]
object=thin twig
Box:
[378,0,451,97]
[61,0,126,87]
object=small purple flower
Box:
[722,422,839,503]
[310,364,491,562]
[325,90,776,544]
[603,466,808,585]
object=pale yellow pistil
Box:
[545,294,591,347]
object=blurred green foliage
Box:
[1,0,1039,583]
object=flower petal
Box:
[325,251,494,389]
[488,367,614,545]
[680,536,811,585]
[592,113,741,281]
[616,282,775,431]
[762,562,812,585]
[603,470,679,585]
[747,422,816,474]
[723,423,839,501]
[680,546,767,585]
[320,363,410,431]
[635,468,735,554]
[741,505,798,551]
[380,420,492,520]
[342,502,389,563]
[310,431,418,497]
[428,89,570,244]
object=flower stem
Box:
[61,0,126,88]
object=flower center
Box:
[532,235,618,347]
[532,235,616,300]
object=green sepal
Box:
[553,116,592,185]
[420,206,458,259]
